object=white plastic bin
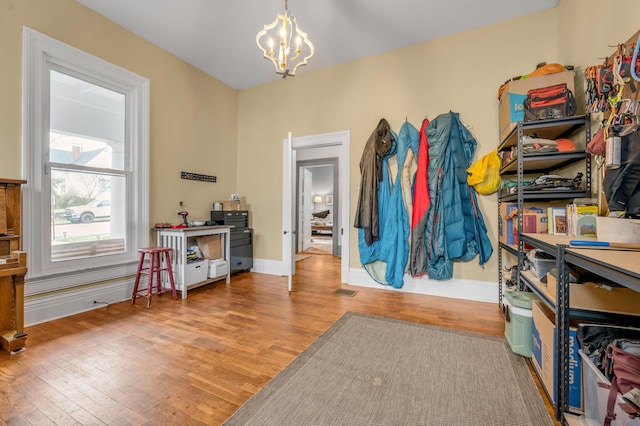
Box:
[208,258,227,279]
[185,260,208,286]
[528,253,556,280]
[580,349,640,426]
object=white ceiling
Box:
[75,0,559,90]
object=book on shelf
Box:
[550,207,567,235]
[566,201,598,237]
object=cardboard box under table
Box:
[196,235,222,260]
[532,300,583,412]
[499,71,576,142]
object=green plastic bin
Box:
[503,291,540,357]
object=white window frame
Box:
[22,27,150,295]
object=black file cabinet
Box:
[210,210,253,273]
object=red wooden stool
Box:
[131,247,177,308]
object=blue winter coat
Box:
[358,131,397,285]
[358,123,420,288]
[380,122,420,287]
[425,112,493,280]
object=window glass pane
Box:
[49,70,125,171]
[51,169,126,262]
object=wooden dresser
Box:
[0,179,27,353]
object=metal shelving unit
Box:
[519,234,640,424]
[497,115,592,423]
[497,115,591,306]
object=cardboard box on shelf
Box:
[501,203,553,246]
[499,93,527,144]
[499,203,519,245]
[217,200,241,211]
[531,300,583,413]
[545,272,640,315]
[522,212,548,234]
[514,211,549,249]
[596,216,640,244]
[499,71,576,142]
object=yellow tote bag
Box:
[467,149,501,195]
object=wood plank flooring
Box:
[0,254,559,425]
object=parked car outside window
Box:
[64,200,111,223]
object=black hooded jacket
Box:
[604,130,640,216]
[354,118,394,245]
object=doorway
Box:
[296,159,339,256]
[282,130,350,285]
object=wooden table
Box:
[156,226,232,299]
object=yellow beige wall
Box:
[0,0,238,229]
[237,1,640,283]
[237,8,561,282]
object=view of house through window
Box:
[48,70,127,261]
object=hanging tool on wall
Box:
[585,66,599,113]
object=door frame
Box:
[282,130,350,284]
[296,159,339,255]
[298,167,313,252]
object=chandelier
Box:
[256,0,314,78]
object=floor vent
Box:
[334,289,358,297]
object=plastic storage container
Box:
[503,291,540,357]
[185,260,208,286]
[208,258,228,279]
[528,252,556,280]
[580,350,640,426]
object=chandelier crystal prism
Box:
[256,0,314,78]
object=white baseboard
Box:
[348,268,498,303]
[25,277,134,326]
[251,258,283,276]
[251,258,497,303]
[24,260,497,326]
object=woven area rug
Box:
[224,312,553,426]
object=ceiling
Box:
[75,0,559,90]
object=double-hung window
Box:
[22,28,149,293]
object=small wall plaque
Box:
[181,171,217,183]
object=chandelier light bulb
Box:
[256,0,314,78]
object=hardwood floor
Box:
[0,254,559,425]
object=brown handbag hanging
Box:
[603,340,640,426]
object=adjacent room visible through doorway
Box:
[296,157,339,257]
